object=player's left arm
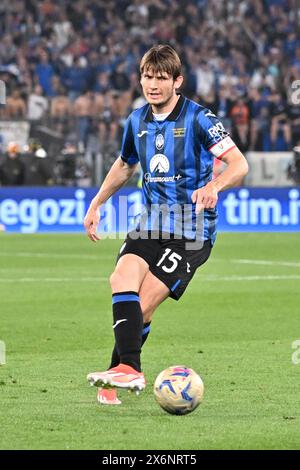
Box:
[191,146,249,213]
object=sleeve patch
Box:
[208,136,236,159]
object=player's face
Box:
[140,70,183,112]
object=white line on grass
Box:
[0,252,112,260]
[0,277,108,283]
[231,259,300,268]
[201,274,300,281]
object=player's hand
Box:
[191,182,219,214]
[83,208,101,242]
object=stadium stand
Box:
[0,0,299,185]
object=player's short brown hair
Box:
[140,45,182,80]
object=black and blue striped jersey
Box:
[120,94,236,243]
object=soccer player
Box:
[84,45,248,405]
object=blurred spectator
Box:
[0,34,17,64]
[268,91,291,150]
[97,91,120,144]
[249,88,270,150]
[27,85,48,121]
[50,86,73,119]
[230,97,251,152]
[53,9,73,49]
[201,89,219,116]
[110,61,132,117]
[93,72,111,94]
[0,142,25,185]
[219,65,239,89]
[196,60,215,98]
[5,90,26,118]
[35,50,55,97]
[216,86,231,121]
[63,56,91,102]
[73,89,97,150]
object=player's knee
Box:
[109,271,125,292]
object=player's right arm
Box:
[84,157,138,242]
[84,114,139,242]
[191,109,248,213]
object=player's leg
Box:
[95,238,212,401]
[139,270,170,322]
[96,253,150,404]
[109,253,149,293]
[102,236,208,375]
[109,253,149,372]
[107,234,164,373]
[96,237,211,402]
[88,253,149,391]
[105,237,212,382]
[97,272,168,405]
[108,270,170,368]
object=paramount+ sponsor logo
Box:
[144,154,182,183]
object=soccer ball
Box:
[154,365,204,415]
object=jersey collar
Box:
[143,94,185,122]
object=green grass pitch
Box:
[0,232,299,450]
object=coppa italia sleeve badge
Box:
[209,136,236,159]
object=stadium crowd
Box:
[0,0,300,185]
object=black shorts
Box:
[116,231,212,300]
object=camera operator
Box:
[0,142,25,186]
[23,140,54,186]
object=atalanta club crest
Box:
[155,134,164,150]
